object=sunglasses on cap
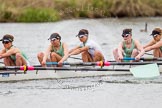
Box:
[50,38,57,41]
[2,41,10,44]
[78,35,85,38]
[152,34,159,38]
[122,34,130,38]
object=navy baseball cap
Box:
[48,33,61,40]
[0,34,14,42]
[150,29,161,37]
[76,29,89,37]
[122,29,132,36]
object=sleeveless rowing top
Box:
[123,39,135,57]
[160,46,162,52]
[51,42,64,57]
[5,45,28,61]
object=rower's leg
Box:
[93,51,104,62]
[50,52,62,67]
[50,52,62,62]
[131,49,139,62]
[113,48,121,62]
[153,48,162,57]
[37,52,44,64]
[15,53,27,66]
[81,51,93,62]
[3,57,15,66]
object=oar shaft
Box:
[0,65,130,71]
[46,62,97,66]
[46,61,162,66]
[123,57,162,61]
[1,62,162,71]
[9,66,131,71]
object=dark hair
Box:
[122,28,132,36]
[153,28,162,35]
[80,29,89,35]
[0,34,14,42]
[76,29,89,37]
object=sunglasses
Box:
[78,35,84,38]
[50,38,58,42]
[2,41,10,44]
[122,34,129,38]
[153,34,159,37]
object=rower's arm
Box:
[0,48,18,58]
[42,45,51,62]
[145,41,162,52]
[69,46,89,56]
[143,39,155,49]
[69,46,80,53]
[117,42,124,58]
[135,40,145,57]
[0,49,6,55]
[69,46,81,56]
[60,43,69,62]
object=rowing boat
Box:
[0,69,128,82]
[0,62,162,82]
[0,65,130,82]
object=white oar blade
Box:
[130,63,160,78]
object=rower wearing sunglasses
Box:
[37,33,69,67]
[113,28,145,62]
[0,34,29,66]
[69,29,104,62]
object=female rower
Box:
[69,29,104,62]
[37,33,69,67]
[144,28,162,57]
[113,28,145,62]
[0,34,29,66]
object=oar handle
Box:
[123,57,135,60]
[46,62,68,65]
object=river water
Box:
[0,17,162,108]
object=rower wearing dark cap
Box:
[37,33,69,67]
[113,28,145,62]
[69,29,104,62]
[0,34,29,66]
[144,28,162,57]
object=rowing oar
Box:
[123,57,162,61]
[45,62,161,78]
[0,65,160,78]
[46,61,162,66]
[0,65,129,72]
